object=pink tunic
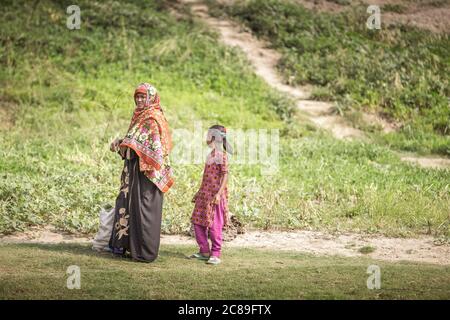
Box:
[191,149,229,227]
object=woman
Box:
[108,83,174,262]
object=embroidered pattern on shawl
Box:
[119,83,174,193]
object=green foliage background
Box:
[0,0,449,238]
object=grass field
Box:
[0,0,449,241]
[0,243,449,299]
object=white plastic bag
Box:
[92,206,115,252]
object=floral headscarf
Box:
[133,83,158,109]
[119,83,174,192]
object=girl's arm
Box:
[212,173,228,204]
[192,191,199,203]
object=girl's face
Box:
[135,93,146,108]
[206,131,215,148]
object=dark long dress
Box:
[109,148,163,262]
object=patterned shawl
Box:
[119,83,174,193]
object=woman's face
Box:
[135,93,146,108]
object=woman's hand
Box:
[110,138,122,152]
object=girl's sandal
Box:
[206,256,221,265]
[189,253,210,261]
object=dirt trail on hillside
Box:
[179,0,366,141]
[174,0,450,169]
[1,226,448,265]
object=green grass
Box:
[382,4,407,13]
[326,0,351,5]
[0,243,449,299]
[0,0,450,239]
[358,245,376,254]
[209,0,450,156]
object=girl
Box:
[108,83,174,262]
[190,125,232,265]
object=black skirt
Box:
[109,148,163,262]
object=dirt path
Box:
[398,154,450,169]
[174,0,450,169]
[165,230,450,265]
[179,0,365,140]
[1,226,448,265]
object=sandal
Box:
[206,256,221,265]
[189,253,210,260]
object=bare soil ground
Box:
[1,225,448,265]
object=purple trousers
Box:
[194,198,225,257]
